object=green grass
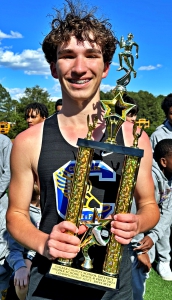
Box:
[144,266,172,300]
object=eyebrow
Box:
[57,48,102,55]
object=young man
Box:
[131,139,172,300]
[6,1,159,299]
[0,134,13,299]
[150,93,172,150]
[25,102,49,128]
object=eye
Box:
[87,54,101,59]
[87,55,97,58]
[59,54,74,60]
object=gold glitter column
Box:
[58,116,97,266]
[103,154,141,276]
[58,145,94,266]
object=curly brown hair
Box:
[42,0,118,64]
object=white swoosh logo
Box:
[101,151,113,157]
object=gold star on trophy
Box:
[101,90,135,121]
[100,89,136,144]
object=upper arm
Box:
[8,124,43,216]
[8,134,35,215]
[134,131,155,209]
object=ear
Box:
[160,157,167,168]
[50,62,58,79]
[102,62,110,79]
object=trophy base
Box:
[47,262,119,292]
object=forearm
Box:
[136,203,160,234]
[6,209,48,257]
[147,203,172,243]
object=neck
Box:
[57,100,106,147]
[60,96,104,126]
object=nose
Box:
[71,56,87,75]
[27,117,33,124]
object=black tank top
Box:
[30,114,133,300]
[38,113,125,234]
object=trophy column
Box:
[58,116,97,266]
[103,152,141,276]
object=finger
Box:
[111,229,134,244]
[54,221,78,234]
[49,230,81,246]
[15,278,21,287]
[23,277,29,287]
[111,223,137,243]
[111,217,138,233]
[48,237,80,253]
[47,240,80,260]
[47,247,80,260]
[14,278,18,286]
[111,222,137,234]
[134,247,147,253]
[19,279,25,288]
[133,244,145,251]
[78,225,87,235]
[113,213,137,223]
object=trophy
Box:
[49,33,143,291]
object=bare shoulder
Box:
[12,122,44,175]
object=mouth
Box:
[68,79,90,84]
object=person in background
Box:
[130,138,172,300]
[25,102,49,128]
[6,1,159,299]
[153,139,172,280]
[6,184,41,300]
[150,93,172,150]
[55,99,62,112]
[0,134,13,300]
[123,94,139,123]
[150,93,172,279]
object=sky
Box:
[0,0,172,102]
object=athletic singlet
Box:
[28,113,133,300]
[38,112,125,234]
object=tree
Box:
[17,85,55,116]
[0,84,16,122]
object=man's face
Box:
[26,109,45,128]
[126,113,137,123]
[56,105,62,112]
[163,153,172,176]
[50,36,109,103]
[167,107,172,125]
